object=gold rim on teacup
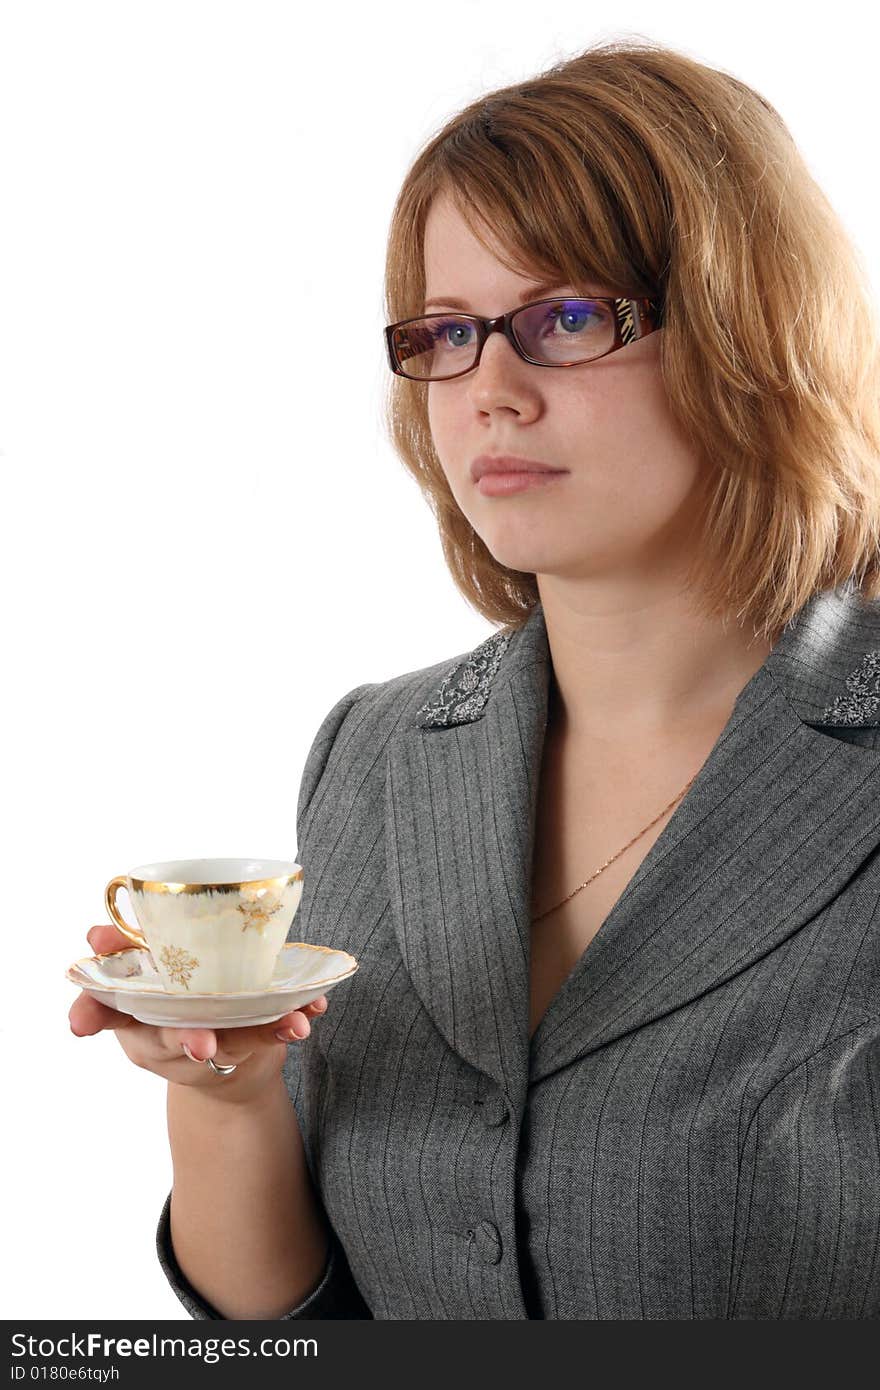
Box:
[104,864,306,952]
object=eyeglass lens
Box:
[391,298,616,380]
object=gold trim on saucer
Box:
[65,940,358,997]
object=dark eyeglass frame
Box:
[384,295,663,381]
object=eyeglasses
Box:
[384,295,662,382]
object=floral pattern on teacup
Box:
[236,890,285,936]
[160,943,200,989]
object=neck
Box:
[539,583,778,744]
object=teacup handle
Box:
[104,876,149,949]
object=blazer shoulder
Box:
[296,643,484,844]
[771,584,880,729]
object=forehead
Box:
[423,194,531,284]
[422,192,606,299]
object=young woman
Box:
[71,38,880,1319]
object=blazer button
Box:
[473,1219,503,1266]
[476,1092,509,1126]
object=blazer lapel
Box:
[385,584,880,1098]
[384,604,551,1109]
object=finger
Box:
[158,1027,219,1063]
[279,997,327,1025]
[270,997,330,1041]
[86,924,136,956]
[272,1013,311,1041]
[173,1000,330,1059]
[69,990,135,1036]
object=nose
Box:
[465,325,541,420]
[473,323,522,375]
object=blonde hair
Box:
[382,37,880,639]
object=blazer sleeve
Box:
[154,682,376,1320]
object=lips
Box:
[471,455,569,483]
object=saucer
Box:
[65,941,359,1028]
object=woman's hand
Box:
[68,923,329,1103]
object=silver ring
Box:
[205,1056,237,1075]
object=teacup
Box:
[103,858,304,994]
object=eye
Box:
[433,318,476,351]
[543,301,603,336]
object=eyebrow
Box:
[422,282,581,312]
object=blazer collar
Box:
[414,582,880,734]
[386,584,880,1104]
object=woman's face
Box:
[423,193,706,585]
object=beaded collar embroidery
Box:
[416,629,514,728]
[817,650,880,726]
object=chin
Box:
[473,531,568,576]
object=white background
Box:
[2,0,877,1320]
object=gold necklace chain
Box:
[530,769,701,925]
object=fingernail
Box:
[182,1043,202,1062]
[275,1018,308,1041]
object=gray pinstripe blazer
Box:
[156,582,880,1318]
